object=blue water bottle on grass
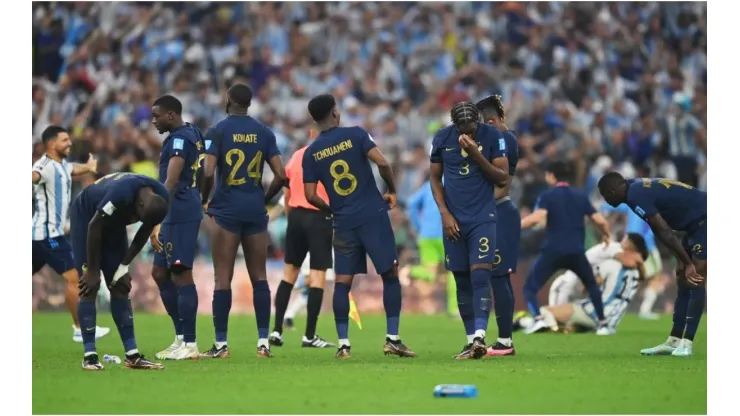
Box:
[433,384,478,398]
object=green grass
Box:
[33,313,706,414]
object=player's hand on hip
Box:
[79,270,100,297]
[441,212,460,241]
[383,193,397,209]
[458,135,478,153]
[86,153,98,174]
[150,224,163,252]
[684,263,705,286]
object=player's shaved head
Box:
[626,233,649,261]
[598,171,628,207]
[227,83,252,108]
[137,188,169,225]
[308,94,337,123]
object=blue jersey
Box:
[535,183,595,254]
[302,126,387,230]
[76,173,169,226]
[600,202,657,252]
[625,178,707,232]
[502,130,519,176]
[205,115,281,221]
[158,123,205,223]
[407,181,443,239]
[430,123,507,224]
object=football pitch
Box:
[33,312,706,414]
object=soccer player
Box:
[598,173,706,356]
[520,160,612,334]
[599,202,667,319]
[200,84,286,358]
[149,95,205,360]
[270,136,336,349]
[72,172,169,370]
[302,93,415,359]
[430,101,510,360]
[406,179,457,316]
[32,126,110,342]
[527,233,649,335]
[476,95,519,357]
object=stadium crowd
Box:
[32,1,707,263]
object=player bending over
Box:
[520,160,612,334]
[528,233,649,335]
[72,173,169,370]
[302,93,415,359]
[200,83,287,358]
[150,95,206,360]
[476,95,519,357]
[599,173,706,357]
[32,126,110,342]
[430,101,510,360]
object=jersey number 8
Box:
[330,159,358,196]
[225,149,263,186]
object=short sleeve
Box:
[204,127,220,157]
[265,129,281,159]
[582,194,596,216]
[627,184,659,219]
[430,131,443,163]
[359,129,377,154]
[34,163,53,185]
[302,147,317,183]
[490,129,507,160]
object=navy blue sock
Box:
[490,274,514,339]
[157,280,182,336]
[212,289,232,343]
[110,298,137,352]
[178,284,198,343]
[78,300,97,354]
[507,278,515,316]
[453,272,474,338]
[252,280,271,339]
[470,268,491,333]
[684,287,706,341]
[671,287,691,338]
[333,282,350,340]
[382,276,401,336]
[523,276,541,317]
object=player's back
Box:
[158,123,204,223]
[538,184,594,254]
[431,124,499,224]
[76,172,168,225]
[206,115,280,220]
[626,178,706,232]
[302,126,386,230]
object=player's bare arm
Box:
[589,212,612,245]
[429,162,459,241]
[32,170,41,184]
[646,214,702,285]
[367,147,397,208]
[521,208,547,229]
[304,182,332,214]
[164,155,186,203]
[458,134,509,186]
[264,155,287,204]
[200,154,217,209]
[70,153,98,176]
[281,187,291,216]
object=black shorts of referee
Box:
[284,207,333,271]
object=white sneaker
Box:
[671,339,693,357]
[524,319,549,335]
[73,326,111,343]
[596,325,614,336]
[155,337,184,360]
[640,337,679,356]
[168,343,200,360]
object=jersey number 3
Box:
[226,149,263,186]
[330,159,357,196]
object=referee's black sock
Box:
[305,287,324,340]
[273,280,294,334]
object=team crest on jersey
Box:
[461,144,482,158]
[692,244,702,255]
[196,141,203,151]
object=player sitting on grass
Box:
[525,233,648,335]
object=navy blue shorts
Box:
[32,237,75,275]
[70,201,128,285]
[682,218,707,260]
[211,213,268,237]
[333,211,397,276]
[526,251,595,290]
[153,221,201,269]
[492,199,520,277]
[443,221,497,272]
